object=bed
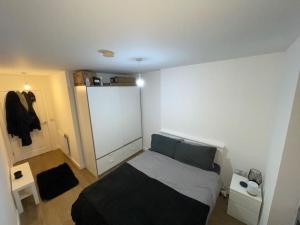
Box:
[72,131,224,225]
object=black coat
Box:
[22,91,41,131]
[5,91,32,146]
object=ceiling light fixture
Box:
[24,82,31,91]
[98,49,114,57]
[22,72,31,91]
[135,58,145,88]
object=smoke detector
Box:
[98,49,114,57]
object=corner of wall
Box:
[141,70,162,149]
[49,71,85,169]
[260,35,300,225]
[0,128,19,225]
[64,71,85,168]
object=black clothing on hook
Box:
[5,91,32,146]
[23,91,41,131]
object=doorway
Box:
[0,89,52,163]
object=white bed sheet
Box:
[128,150,222,213]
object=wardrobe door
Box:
[87,87,123,158]
[75,86,97,176]
[119,87,142,144]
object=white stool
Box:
[11,162,40,213]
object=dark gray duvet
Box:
[72,151,221,225]
[72,163,210,225]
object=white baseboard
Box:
[17,209,20,225]
[70,157,83,169]
[57,148,84,170]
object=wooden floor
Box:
[19,150,244,225]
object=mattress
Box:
[128,150,222,212]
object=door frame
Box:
[0,89,55,164]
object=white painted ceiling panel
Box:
[0,0,300,73]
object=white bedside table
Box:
[11,162,40,213]
[227,173,262,225]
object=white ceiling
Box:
[0,0,300,73]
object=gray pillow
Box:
[150,134,179,158]
[174,142,217,170]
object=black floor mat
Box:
[37,163,79,200]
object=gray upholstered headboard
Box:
[159,129,226,180]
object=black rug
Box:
[37,163,79,200]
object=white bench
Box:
[11,162,40,213]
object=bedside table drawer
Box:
[229,190,261,213]
[228,199,259,225]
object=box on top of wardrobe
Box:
[73,70,136,87]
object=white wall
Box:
[50,72,84,168]
[139,38,300,224]
[260,36,300,225]
[0,128,18,225]
[158,53,284,186]
[141,71,161,149]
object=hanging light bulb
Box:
[135,58,145,88]
[136,74,144,87]
[24,82,31,91]
[21,72,31,91]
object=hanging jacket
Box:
[5,91,32,146]
[22,91,41,131]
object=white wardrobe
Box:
[75,86,142,176]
